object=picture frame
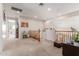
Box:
[21,21,28,27]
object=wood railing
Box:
[55,31,78,43]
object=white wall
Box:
[0,4,4,51]
[46,15,79,31]
[42,15,79,41]
[19,17,44,39]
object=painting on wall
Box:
[21,21,28,27]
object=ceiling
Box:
[3,3,79,21]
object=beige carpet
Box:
[0,38,62,56]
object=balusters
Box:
[56,31,77,43]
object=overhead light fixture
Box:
[17,11,20,13]
[48,8,52,11]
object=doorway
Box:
[7,19,17,40]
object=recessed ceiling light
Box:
[48,8,52,11]
[17,11,20,13]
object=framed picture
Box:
[21,21,28,27]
